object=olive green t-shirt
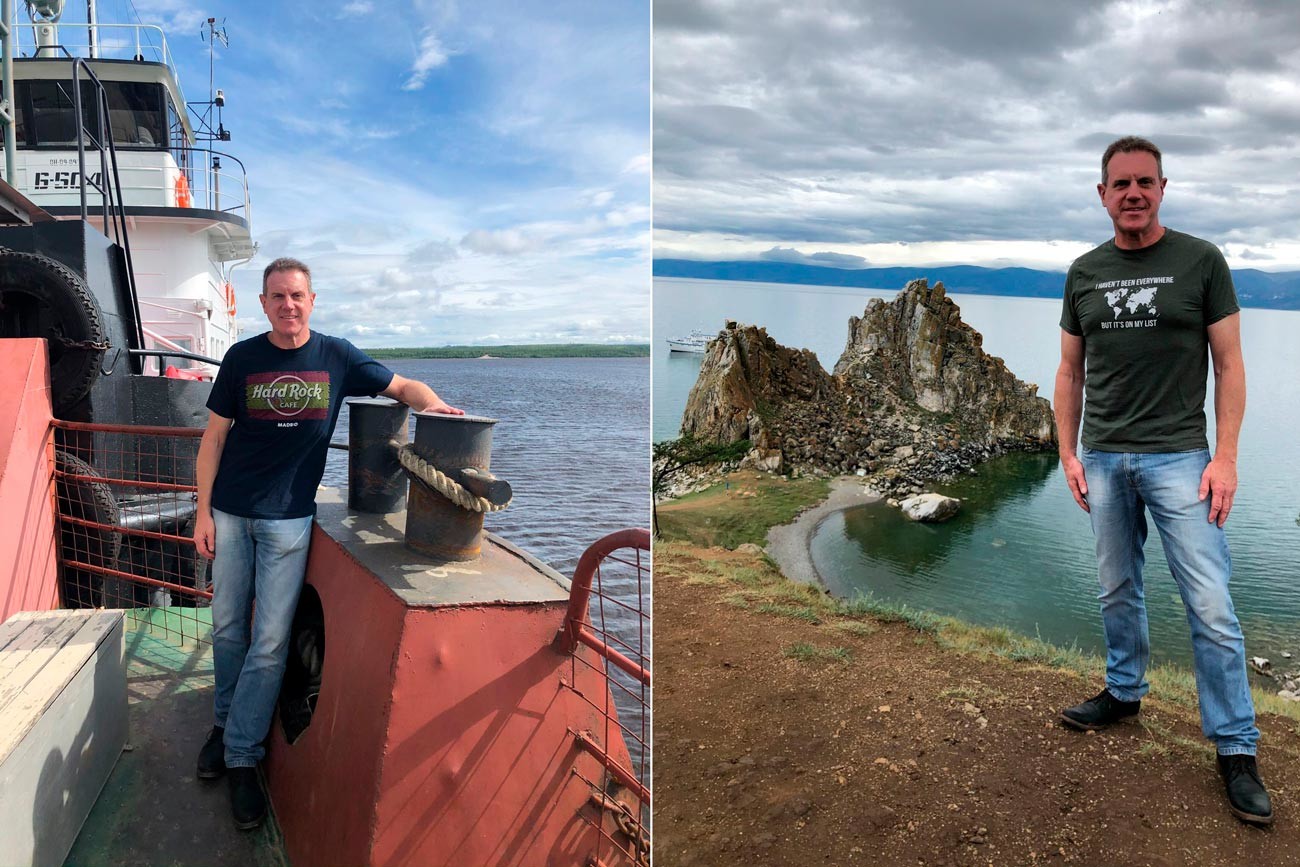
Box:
[1060,229,1239,453]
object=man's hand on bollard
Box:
[422,397,464,415]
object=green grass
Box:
[1138,717,1217,761]
[829,620,877,637]
[657,474,829,549]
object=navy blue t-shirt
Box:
[207,332,394,519]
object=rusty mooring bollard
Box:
[404,412,511,561]
[347,398,411,514]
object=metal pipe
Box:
[1,0,14,185]
[127,347,222,366]
[73,58,87,221]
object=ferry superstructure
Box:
[666,329,712,352]
[5,6,253,376]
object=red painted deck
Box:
[265,497,639,866]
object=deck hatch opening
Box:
[278,584,324,745]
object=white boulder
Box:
[899,493,961,523]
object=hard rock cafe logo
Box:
[251,375,324,415]
[246,371,330,420]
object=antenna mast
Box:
[205,18,227,113]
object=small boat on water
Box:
[665,329,712,353]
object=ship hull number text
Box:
[33,171,103,190]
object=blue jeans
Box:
[1081,447,1258,755]
[210,508,314,768]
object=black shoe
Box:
[196,726,226,780]
[1060,689,1141,731]
[1218,754,1274,826]
[228,766,267,830]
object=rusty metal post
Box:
[347,398,409,514]
[405,412,504,561]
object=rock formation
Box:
[834,280,1055,444]
[676,279,1057,495]
[680,321,835,472]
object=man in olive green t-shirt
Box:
[1053,136,1271,825]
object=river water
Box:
[654,276,1300,670]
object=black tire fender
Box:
[0,249,106,416]
[55,449,121,608]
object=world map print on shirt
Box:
[245,371,331,420]
[1095,275,1173,330]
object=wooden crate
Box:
[0,609,127,867]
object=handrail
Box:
[1,0,16,184]
[559,528,652,681]
[24,147,252,218]
[70,56,143,357]
[11,22,183,104]
[128,347,221,367]
[557,527,652,861]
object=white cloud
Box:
[216,2,648,347]
[654,0,1300,268]
[622,153,651,175]
[340,1,374,17]
[459,229,538,256]
[402,31,450,91]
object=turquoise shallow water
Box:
[655,277,1300,671]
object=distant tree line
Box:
[362,344,650,359]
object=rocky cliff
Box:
[680,322,835,454]
[677,279,1057,494]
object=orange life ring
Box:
[175,173,193,208]
[225,282,236,318]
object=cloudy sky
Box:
[66,0,649,345]
[654,0,1300,272]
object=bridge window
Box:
[12,79,166,149]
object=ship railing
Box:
[558,528,651,866]
[177,146,252,217]
[25,146,252,219]
[51,419,212,648]
[134,324,220,376]
[12,22,184,105]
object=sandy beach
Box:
[764,475,880,585]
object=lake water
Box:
[654,277,1300,670]
[325,356,650,763]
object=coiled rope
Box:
[397,443,511,513]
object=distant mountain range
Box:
[653,259,1300,311]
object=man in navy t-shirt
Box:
[191,257,462,829]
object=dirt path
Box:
[765,476,879,585]
[654,547,1300,867]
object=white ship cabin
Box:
[2,20,256,376]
